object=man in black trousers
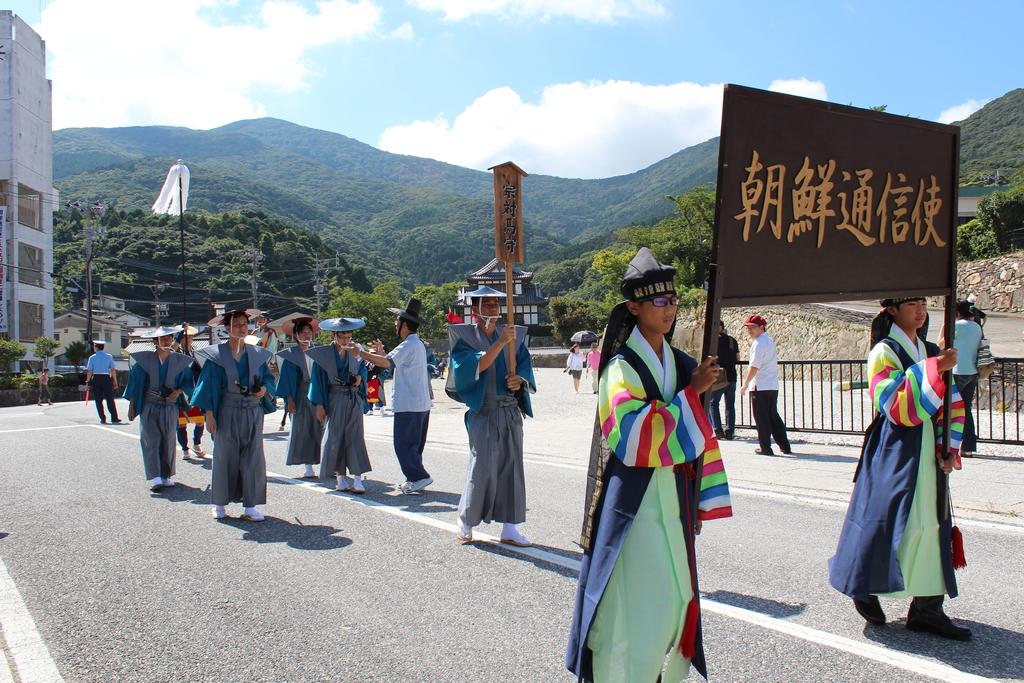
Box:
[739,315,791,455]
[85,340,122,424]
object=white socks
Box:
[211,505,227,519]
[304,464,315,477]
[243,507,264,521]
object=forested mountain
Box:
[54,120,718,284]
[53,87,1022,285]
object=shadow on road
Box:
[0,532,8,541]
[702,590,807,618]
[863,616,1024,680]
[785,452,859,464]
[470,540,581,579]
[152,482,210,506]
[219,516,353,551]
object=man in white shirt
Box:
[359,298,433,493]
[739,314,791,456]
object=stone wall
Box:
[672,304,871,361]
[958,253,1024,313]
[0,385,84,408]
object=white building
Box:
[0,12,54,369]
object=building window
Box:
[18,242,44,287]
[17,184,41,231]
[18,302,44,341]
[515,283,522,295]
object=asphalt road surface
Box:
[2,392,1022,682]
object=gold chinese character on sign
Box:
[876,172,915,243]
[914,175,946,247]
[734,150,785,241]
[836,169,876,246]
[788,157,836,247]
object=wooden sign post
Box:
[489,161,528,373]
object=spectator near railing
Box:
[727,358,1023,446]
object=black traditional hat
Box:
[387,298,425,326]
[620,247,676,302]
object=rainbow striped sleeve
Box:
[698,446,733,520]
[868,343,947,427]
[934,382,965,457]
[599,357,714,468]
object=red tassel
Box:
[678,599,699,659]
[951,525,967,569]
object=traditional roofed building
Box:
[455,258,548,329]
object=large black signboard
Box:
[712,85,959,307]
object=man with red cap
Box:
[739,314,791,456]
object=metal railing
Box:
[727,358,1024,445]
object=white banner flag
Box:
[152,160,190,216]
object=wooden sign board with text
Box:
[712,85,959,306]
[490,161,527,264]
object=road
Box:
[1,371,1022,682]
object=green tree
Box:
[412,282,463,341]
[32,336,60,370]
[976,185,1024,252]
[62,340,90,372]
[324,280,408,348]
[0,338,28,371]
[956,218,1001,261]
[616,185,716,289]
[548,297,610,344]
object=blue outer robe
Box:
[829,336,959,600]
[566,344,709,682]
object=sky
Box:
[8,0,1024,179]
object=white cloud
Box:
[405,0,665,22]
[389,22,415,40]
[767,78,829,101]
[937,98,990,124]
[378,79,727,178]
[41,0,382,130]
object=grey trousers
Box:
[458,397,526,526]
[211,397,267,507]
[320,385,371,479]
[140,398,178,480]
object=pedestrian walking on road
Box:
[124,326,195,491]
[829,296,971,640]
[566,343,585,393]
[585,343,601,394]
[192,309,277,522]
[37,368,53,405]
[739,314,791,455]
[85,340,122,424]
[274,316,324,480]
[567,248,732,683]
[707,321,739,440]
[357,299,433,494]
[308,318,371,493]
[946,300,983,457]
[448,286,537,546]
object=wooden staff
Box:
[505,259,516,374]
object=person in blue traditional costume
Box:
[308,317,372,493]
[446,285,536,547]
[566,248,732,683]
[191,308,277,522]
[124,325,196,492]
[357,299,433,494]
[274,315,323,480]
[829,296,971,640]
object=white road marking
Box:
[0,557,65,683]
[0,648,16,683]
[29,421,1001,682]
[265,470,996,683]
[0,425,89,435]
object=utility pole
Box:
[68,201,107,353]
[245,248,264,309]
[148,283,169,326]
[312,253,340,316]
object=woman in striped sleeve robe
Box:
[829,296,971,640]
[567,248,732,683]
